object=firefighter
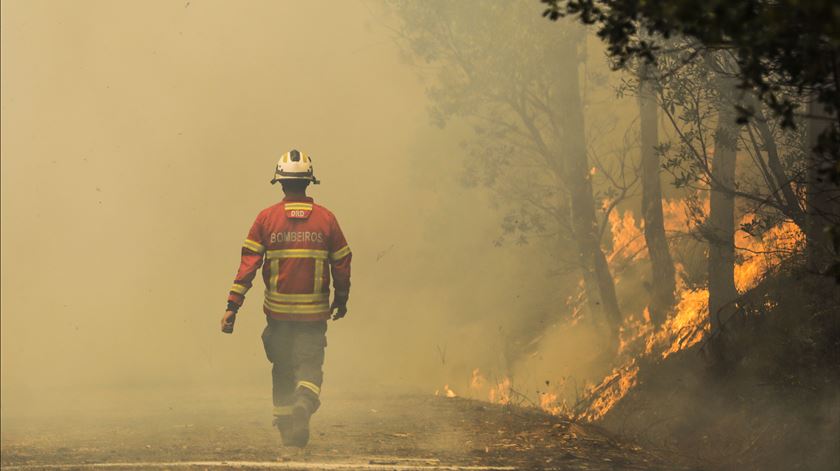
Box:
[220,149,351,447]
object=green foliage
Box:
[542,0,840,184]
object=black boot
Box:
[273,415,297,446]
[287,397,313,447]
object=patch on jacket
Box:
[285,202,313,219]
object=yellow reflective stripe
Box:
[285,203,313,210]
[264,300,330,312]
[230,284,249,295]
[313,260,324,293]
[273,405,293,416]
[243,238,265,254]
[269,259,280,292]
[330,245,351,261]
[266,249,328,260]
[297,381,321,396]
[264,299,330,313]
[264,291,329,303]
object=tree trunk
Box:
[752,109,806,227]
[638,64,676,326]
[805,99,840,273]
[556,48,623,341]
[707,100,739,332]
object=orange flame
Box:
[662,197,706,233]
[607,210,647,264]
[734,219,803,292]
[443,206,800,423]
[538,391,567,416]
[579,360,640,422]
[581,206,801,420]
[470,368,485,390]
[618,309,653,355]
[468,369,514,406]
[488,377,511,405]
[646,287,709,359]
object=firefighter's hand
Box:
[331,302,347,321]
[221,310,237,334]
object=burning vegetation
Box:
[400,4,839,467]
[578,208,806,421]
[3,1,839,470]
[437,206,808,423]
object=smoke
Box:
[0,0,587,419]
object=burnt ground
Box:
[599,271,840,471]
[0,394,699,470]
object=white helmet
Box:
[270,149,320,185]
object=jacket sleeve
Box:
[227,215,266,308]
[327,215,352,305]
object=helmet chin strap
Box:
[270,177,319,184]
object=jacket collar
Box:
[282,196,314,203]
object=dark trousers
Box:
[261,319,327,418]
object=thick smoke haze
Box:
[5,3,837,470]
[2,1,584,419]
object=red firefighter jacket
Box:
[227,196,351,321]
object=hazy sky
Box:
[1,0,555,417]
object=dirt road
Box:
[1,394,695,470]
